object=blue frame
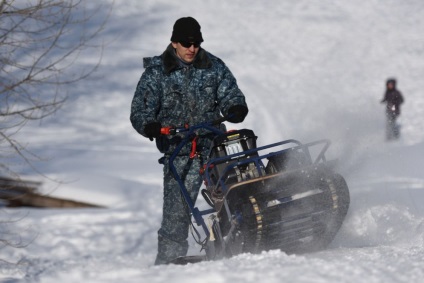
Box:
[167,121,331,240]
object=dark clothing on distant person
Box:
[381,84,404,116]
[381,79,404,140]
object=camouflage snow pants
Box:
[154,155,204,265]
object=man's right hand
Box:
[144,122,162,141]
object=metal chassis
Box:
[168,121,331,241]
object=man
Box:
[381,78,404,140]
[130,17,248,264]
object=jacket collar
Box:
[162,43,212,74]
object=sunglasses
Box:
[179,41,201,48]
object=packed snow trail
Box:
[2,0,424,282]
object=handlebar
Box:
[160,126,181,136]
[160,115,229,232]
[160,115,229,136]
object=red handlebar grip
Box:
[161,127,171,135]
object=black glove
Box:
[227,105,248,123]
[144,122,162,141]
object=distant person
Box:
[381,78,404,140]
[130,17,248,265]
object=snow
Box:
[2,0,424,282]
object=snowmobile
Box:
[162,117,350,264]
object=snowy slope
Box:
[2,0,424,282]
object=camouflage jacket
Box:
[130,44,248,155]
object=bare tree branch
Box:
[0,0,111,179]
[0,0,112,258]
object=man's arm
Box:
[130,69,161,137]
[215,61,248,122]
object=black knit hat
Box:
[386,78,397,88]
[170,17,204,43]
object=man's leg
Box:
[154,156,203,265]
